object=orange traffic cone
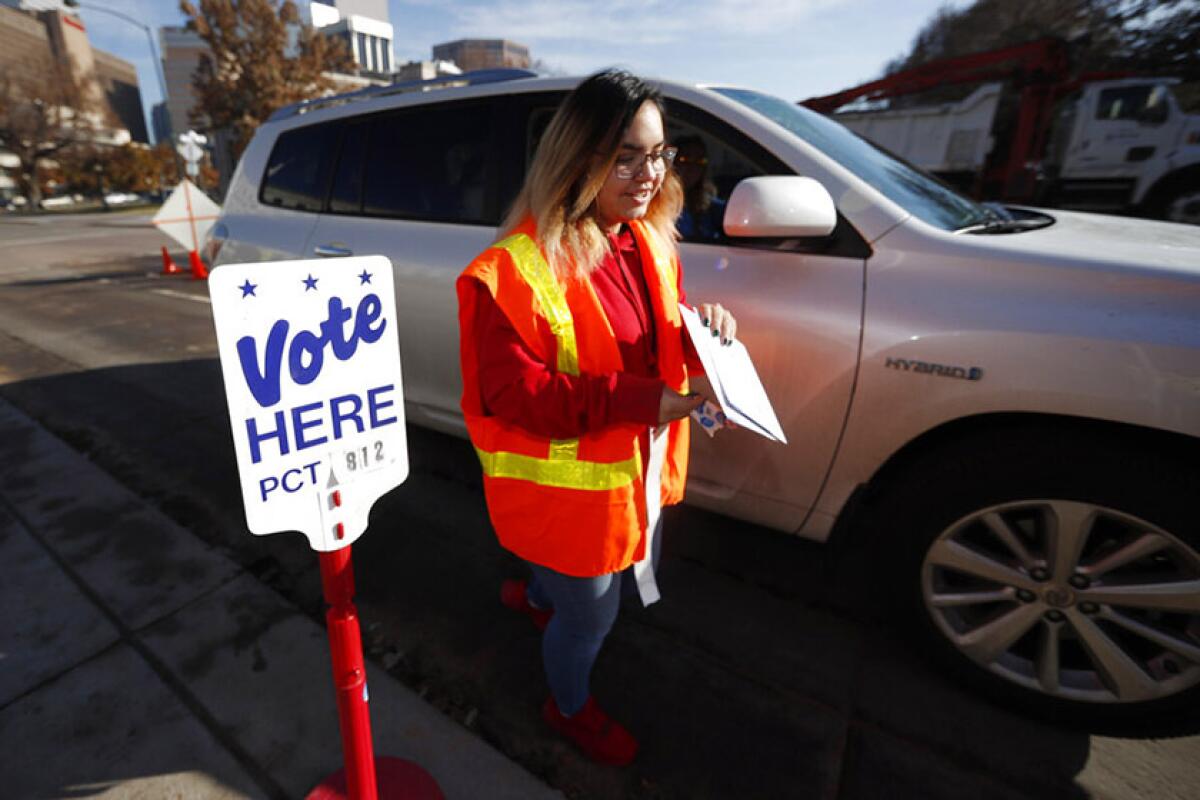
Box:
[188,250,209,280]
[161,246,183,275]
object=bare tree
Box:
[180,0,354,162]
[881,0,1197,81]
[0,54,107,209]
[1117,0,1200,81]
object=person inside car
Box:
[455,69,737,765]
[674,134,726,241]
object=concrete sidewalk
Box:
[0,396,561,800]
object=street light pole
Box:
[64,1,169,122]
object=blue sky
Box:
[57,0,964,143]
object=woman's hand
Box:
[683,373,737,430]
[688,373,715,404]
[658,387,705,424]
[697,302,737,346]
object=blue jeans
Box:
[525,518,663,717]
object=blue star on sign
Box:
[358,269,372,285]
[239,279,257,298]
[303,274,318,291]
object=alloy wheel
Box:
[921,499,1200,703]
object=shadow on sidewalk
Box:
[0,360,1119,799]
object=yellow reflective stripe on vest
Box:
[493,234,579,376]
[548,438,580,460]
[475,447,640,491]
[635,223,678,307]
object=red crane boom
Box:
[801,38,1123,200]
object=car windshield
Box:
[713,87,991,231]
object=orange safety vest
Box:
[456,217,691,577]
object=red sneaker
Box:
[542,695,639,766]
[499,579,553,631]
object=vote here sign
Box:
[209,256,408,551]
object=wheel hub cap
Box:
[1043,586,1075,608]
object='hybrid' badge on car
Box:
[885,357,983,381]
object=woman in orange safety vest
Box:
[456,69,737,766]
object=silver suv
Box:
[211,69,1200,729]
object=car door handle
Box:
[314,242,353,257]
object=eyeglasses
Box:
[612,147,678,180]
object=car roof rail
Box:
[267,68,541,122]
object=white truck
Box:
[832,77,1200,225]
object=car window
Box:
[489,93,565,221]
[1175,81,1200,114]
[1095,85,1164,121]
[526,106,555,167]
[715,87,986,232]
[514,96,788,246]
[260,121,340,212]
[363,101,495,224]
[664,103,777,244]
[329,121,368,213]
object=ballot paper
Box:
[690,399,727,437]
[680,304,787,444]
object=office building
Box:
[432,39,531,72]
[393,59,461,82]
[159,25,207,142]
[93,49,148,143]
[0,1,143,143]
[332,0,388,20]
[306,0,394,80]
[151,102,171,146]
[0,2,55,85]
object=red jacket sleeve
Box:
[472,282,663,439]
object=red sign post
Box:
[307,546,444,800]
[208,257,443,799]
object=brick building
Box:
[0,1,145,142]
[432,39,531,72]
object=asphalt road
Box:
[1,211,1197,800]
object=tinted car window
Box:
[526,106,556,166]
[363,102,495,224]
[667,98,870,257]
[1176,81,1200,113]
[515,96,780,245]
[488,92,565,221]
[329,121,367,213]
[260,122,340,212]
[664,107,774,244]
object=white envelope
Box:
[679,304,787,444]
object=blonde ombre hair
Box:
[502,69,683,279]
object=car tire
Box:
[1161,186,1200,227]
[873,422,1200,735]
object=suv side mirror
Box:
[724,176,837,238]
